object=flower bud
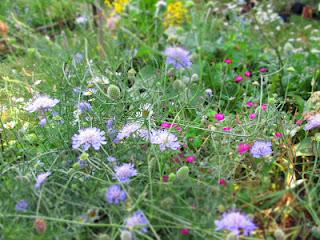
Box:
[107,84,121,100]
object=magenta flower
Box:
[261,104,268,111]
[247,101,254,107]
[215,113,225,121]
[249,113,257,120]
[238,143,251,155]
[224,59,232,64]
[245,71,252,77]
[185,156,196,163]
[296,120,304,125]
[162,175,169,182]
[235,76,244,83]
[260,68,268,73]
[180,228,190,235]
[219,178,227,186]
[223,127,232,132]
[275,132,283,138]
[161,122,182,132]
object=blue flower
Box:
[164,47,192,70]
[16,199,29,212]
[72,127,106,151]
[250,140,272,158]
[125,210,149,233]
[35,172,51,189]
[78,102,92,113]
[106,185,127,204]
[115,122,141,142]
[215,211,257,236]
[114,163,137,183]
[304,114,320,131]
[25,95,59,113]
[150,130,180,151]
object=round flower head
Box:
[223,127,232,132]
[238,143,251,154]
[245,71,252,77]
[250,140,272,158]
[114,163,137,183]
[259,67,268,73]
[25,95,59,113]
[224,59,232,64]
[261,104,268,111]
[215,211,257,236]
[235,76,244,83]
[78,101,92,113]
[150,129,180,151]
[304,114,320,131]
[16,199,29,212]
[35,172,51,189]
[215,113,225,121]
[115,122,141,142]
[106,185,127,204]
[164,46,192,70]
[247,101,254,107]
[249,113,257,120]
[125,210,149,233]
[72,127,106,151]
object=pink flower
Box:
[249,113,257,120]
[275,132,283,138]
[162,175,169,182]
[247,101,254,107]
[238,143,251,154]
[215,113,225,121]
[185,156,196,163]
[296,120,304,125]
[161,122,182,132]
[235,76,244,83]
[219,178,227,186]
[181,228,190,235]
[224,59,232,64]
[260,67,268,73]
[223,127,232,132]
[261,104,268,111]
[245,71,252,77]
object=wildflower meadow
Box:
[0,0,319,239]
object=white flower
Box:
[25,95,59,113]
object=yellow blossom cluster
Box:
[164,1,188,28]
[105,0,130,15]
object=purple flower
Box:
[78,102,92,113]
[114,163,137,183]
[72,127,106,151]
[25,95,59,113]
[16,199,29,212]
[125,210,149,233]
[39,118,47,127]
[78,160,88,168]
[304,114,320,131]
[107,156,117,162]
[150,130,180,151]
[215,211,257,236]
[106,185,127,204]
[250,140,272,158]
[115,122,141,142]
[106,118,114,130]
[35,172,51,189]
[164,47,192,70]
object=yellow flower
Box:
[105,0,130,15]
[164,1,188,28]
